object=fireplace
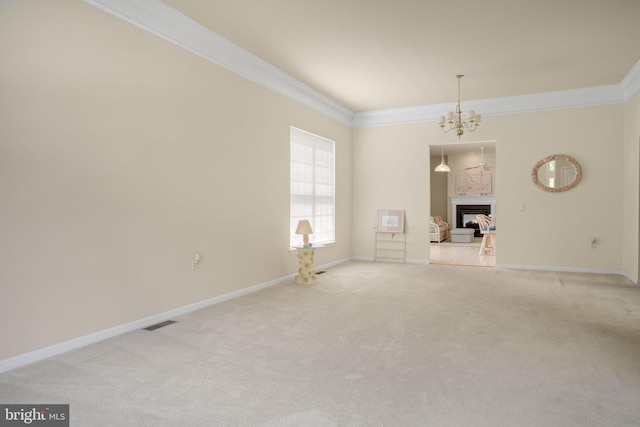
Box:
[456,205,491,236]
[450,196,496,237]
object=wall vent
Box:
[144,320,176,331]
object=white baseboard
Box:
[315,257,352,271]
[351,256,375,262]
[0,267,316,374]
[351,258,637,284]
[350,257,427,264]
[496,263,638,285]
[623,271,640,285]
[406,258,429,265]
[0,258,356,374]
[3,258,635,373]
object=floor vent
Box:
[144,320,176,331]
[316,270,327,275]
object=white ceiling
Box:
[164,0,640,113]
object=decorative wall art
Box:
[376,209,405,233]
[531,154,582,193]
[456,172,492,196]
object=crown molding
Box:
[84,0,354,126]
[622,60,640,101]
[85,1,638,129]
[352,83,630,128]
[353,60,639,128]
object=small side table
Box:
[293,245,323,285]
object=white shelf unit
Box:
[374,232,406,263]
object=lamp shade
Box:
[295,220,313,235]
[434,161,451,172]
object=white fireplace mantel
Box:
[450,196,496,225]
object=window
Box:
[290,127,335,247]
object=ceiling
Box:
[164,0,640,114]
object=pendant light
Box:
[435,145,451,172]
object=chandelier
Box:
[438,74,481,139]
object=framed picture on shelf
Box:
[376,209,405,233]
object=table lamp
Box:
[295,220,313,247]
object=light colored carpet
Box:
[2,262,640,426]
[432,236,483,247]
[430,237,495,267]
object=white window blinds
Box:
[290,127,335,247]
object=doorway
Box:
[429,141,496,267]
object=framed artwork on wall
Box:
[456,171,492,195]
[376,209,405,233]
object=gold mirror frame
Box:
[531,154,582,193]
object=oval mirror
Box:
[531,154,582,192]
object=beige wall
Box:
[352,123,430,262]
[0,1,351,360]
[429,155,448,219]
[487,105,623,270]
[354,104,625,270]
[623,91,640,280]
[1,0,637,365]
